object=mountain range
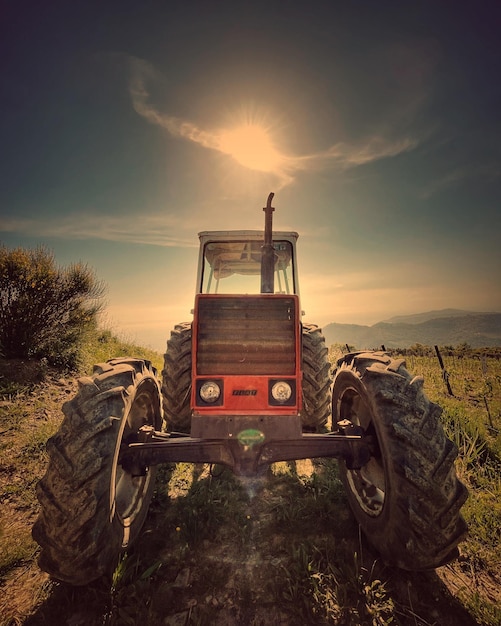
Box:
[321,310,501,349]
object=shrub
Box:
[0,245,105,368]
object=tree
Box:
[0,245,105,368]
[407,343,432,357]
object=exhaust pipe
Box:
[260,192,275,294]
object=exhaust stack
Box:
[260,192,275,294]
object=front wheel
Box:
[161,322,192,433]
[301,323,332,431]
[32,358,162,585]
[332,352,468,570]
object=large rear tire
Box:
[301,323,332,431]
[32,358,162,585]
[332,352,468,570]
[161,322,192,433]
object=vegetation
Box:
[0,245,105,369]
[0,340,500,625]
[78,328,163,373]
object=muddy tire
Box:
[332,352,468,570]
[301,323,332,431]
[161,322,192,433]
[32,358,162,585]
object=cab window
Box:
[202,240,294,294]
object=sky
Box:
[1,0,500,352]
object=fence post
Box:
[434,345,454,396]
[483,397,495,429]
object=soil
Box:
[0,363,499,625]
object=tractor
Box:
[33,193,467,585]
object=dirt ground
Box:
[1,481,491,626]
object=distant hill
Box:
[380,309,485,325]
[322,311,501,348]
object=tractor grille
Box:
[196,296,296,375]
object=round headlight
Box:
[199,381,221,403]
[271,381,292,403]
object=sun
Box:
[218,124,284,173]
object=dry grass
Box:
[1,348,500,625]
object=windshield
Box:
[201,240,294,294]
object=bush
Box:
[0,245,105,369]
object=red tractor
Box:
[33,193,467,585]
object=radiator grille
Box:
[196,296,296,375]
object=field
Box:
[0,342,500,625]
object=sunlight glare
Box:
[218,124,284,173]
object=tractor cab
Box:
[196,231,299,296]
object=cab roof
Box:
[198,230,298,244]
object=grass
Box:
[0,338,500,625]
[79,327,164,373]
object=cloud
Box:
[128,57,419,188]
[130,60,219,152]
[0,212,198,248]
[421,162,501,199]
[289,135,418,171]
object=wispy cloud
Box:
[0,212,198,247]
[130,60,220,152]
[422,162,501,199]
[128,57,418,189]
[289,136,417,171]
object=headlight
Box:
[271,381,292,403]
[199,381,221,403]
